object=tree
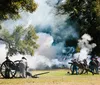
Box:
[57,0,100,55]
[0,0,37,20]
[0,25,38,57]
[0,0,38,57]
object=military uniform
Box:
[94,58,99,74]
[71,59,78,75]
[19,57,27,78]
[5,57,12,78]
[89,58,96,73]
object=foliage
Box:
[0,0,37,20]
[57,0,100,55]
[0,25,38,57]
[57,0,96,33]
[96,0,100,16]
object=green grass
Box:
[0,69,100,85]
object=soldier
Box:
[5,57,11,78]
[19,57,28,78]
[83,59,88,74]
[89,58,96,73]
[71,59,78,75]
[94,57,99,74]
[83,59,87,67]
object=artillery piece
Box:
[69,60,95,75]
[0,57,49,78]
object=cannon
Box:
[0,58,50,78]
[68,61,95,75]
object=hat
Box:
[22,57,27,60]
[6,57,9,60]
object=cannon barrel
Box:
[33,72,49,76]
[68,62,73,64]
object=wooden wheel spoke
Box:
[1,61,16,78]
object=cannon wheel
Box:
[70,64,84,74]
[78,68,84,74]
[0,60,16,78]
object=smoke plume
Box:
[73,34,96,61]
[0,0,79,69]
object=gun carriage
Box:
[69,60,100,75]
[69,62,85,74]
[0,59,49,78]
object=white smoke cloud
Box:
[0,44,8,64]
[0,0,79,69]
[1,0,69,32]
[74,34,96,61]
[1,0,78,42]
[1,34,95,69]
[0,33,63,69]
[36,33,56,59]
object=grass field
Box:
[0,69,100,85]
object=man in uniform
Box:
[71,59,78,75]
[94,57,99,74]
[89,58,96,73]
[5,57,12,78]
[19,57,28,78]
[83,59,88,74]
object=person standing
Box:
[89,58,96,73]
[5,57,11,78]
[71,59,78,75]
[19,57,28,78]
[83,59,88,74]
[94,57,99,74]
